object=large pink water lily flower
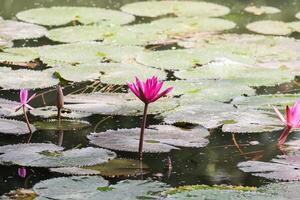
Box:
[273,100,300,145]
[128,76,173,104]
[15,89,36,112]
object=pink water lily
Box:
[18,167,27,178]
[128,76,173,160]
[15,89,36,112]
[128,76,173,104]
[273,100,300,145]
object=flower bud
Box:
[18,167,27,178]
[56,85,64,110]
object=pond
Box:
[0,0,300,199]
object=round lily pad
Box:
[0,118,36,135]
[0,144,116,168]
[244,6,281,15]
[121,1,230,17]
[33,119,90,131]
[0,47,40,63]
[246,20,292,35]
[174,58,295,87]
[30,106,91,119]
[46,25,121,43]
[0,98,22,117]
[39,42,144,65]
[33,176,169,200]
[0,38,12,49]
[0,19,47,40]
[64,92,178,116]
[50,167,100,176]
[84,159,149,177]
[16,7,135,26]
[0,67,58,90]
[88,125,209,153]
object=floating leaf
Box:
[64,92,177,116]
[0,189,37,200]
[0,67,58,90]
[16,7,135,26]
[0,98,22,117]
[0,38,12,49]
[178,33,300,70]
[46,25,121,43]
[39,42,144,65]
[30,106,91,119]
[0,144,116,168]
[244,6,281,15]
[121,1,230,17]
[50,167,100,175]
[246,20,292,35]
[88,125,209,153]
[0,19,47,40]
[0,118,36,135]
[33,176,169,200]
[33,119,90,131]
[174,58,295,87]
[84,159,149,177]
[0,47,40,63]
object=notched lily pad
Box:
[33,119,90,131]
[16,7,135,26]
[88,125,209,153]
[0,118,36,135]
[30,106,91,119]
[33,176,169,200]
[121,1,230,17]
[64,92,177,116]
[0,144,116,168]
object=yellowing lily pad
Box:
[121,1,230,17]
[16,7,135,26]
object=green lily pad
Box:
[39,42,144,65]
[64,92,178,116]
[244,6,281,15]
[33,176,169,200]
[46,25,121,43]
[246,20,292,35]
[178,33,300,70]
[84,159,149,177]
[0,98,22,117]
[30,106,92,119]
[0,47,40,63]
[0,67,58,90]
[0,38,12,49]
[33,119,90,131]
[164,80,255,102]
[88,125,209,153]
[16,7,135,26]
[0,19,47,40]
[121,1,230,17]
[50,167,100,175]
[232,94,300,110]
[0,118,36,135]
[174,58,295,87]
[0,144,116,168]
[0,189,37,200]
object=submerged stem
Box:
[23,106,32,134]
[138,103,148,161]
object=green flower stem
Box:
[139,103,148,160]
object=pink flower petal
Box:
[152,87,173,102]
[26,93,37,103]
[20,89,28,105]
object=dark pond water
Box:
[0,0,300,196]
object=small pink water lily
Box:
[128,76,173,104]
[128,76,173,160]
[18,167,27,178]
[15,89,36,112]
[273,100,300,145]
